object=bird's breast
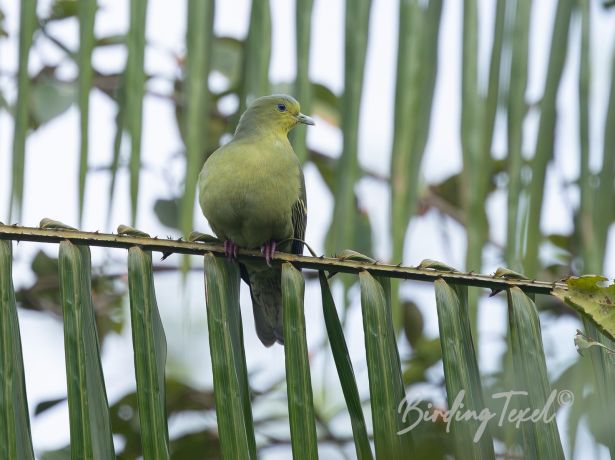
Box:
[199,144,300,248]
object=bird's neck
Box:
[234,122,289,142]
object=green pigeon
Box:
[198,94,314,346]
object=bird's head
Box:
[235,94,315,137]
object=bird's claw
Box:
[261,241,277,267]
[224,240,238,259]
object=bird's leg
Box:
[224,240,238,259]
[260,240,277,267]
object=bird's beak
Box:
[296,113,315,126]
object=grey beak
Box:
[296,113,315,125]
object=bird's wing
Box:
[291,169,307,255]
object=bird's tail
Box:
[240,263,284,347]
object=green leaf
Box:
[281,263,318,459]
[389,0,442,330]
[554,275,615,455]
[187,231,220,244]
[58,241,114,459]
[105,94,125,226]
[416,259,458,272]
[524,0,574,277]
[402,300,424,347]
[505,0,531,269]
[0,9,7,38]
[239,0,271,109]
[181,0,214,241]
[319,272,373,459]
[327,0,371,257]
[290,0,314,163]
[30,76,77,127]
[117,224,150,238]
[574,329,615,355]
[493,267,528,280]
[580,324,615,455]
[552,275,615,342]
[77,0,97,225]
[211,37,243,88]
[154,198,180,230]
[95,34,125,47]
[358,271,410,457]
[34,397,67,416]
[0,241,35,460]
[594,48,615,261]
[127,247,169,459]
[48,0,79,20]
[39,218,77,231]
[311,83,340,126]
[336,249,374,263]
[433,279,494,458]
[9,0,37,221]
[203,253,256,459]
[390,0,442,262]
[549,358,589,458]
[507,287,564,459]
[125,0,148,225]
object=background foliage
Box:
[1,0,615,458]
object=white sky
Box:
[1,0,615,458]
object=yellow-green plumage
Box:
[198,95,313,346]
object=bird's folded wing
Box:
[291,172,307,255]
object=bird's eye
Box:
[277,103,287,112]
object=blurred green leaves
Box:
[240,0,271,109]
[291,0,314,163]
[327,0,371,257]
[390,0,442,262]
[181,0,215,241]
[77,0,97,225]
[125,0,149,226]
[8,0,38,222]
[4,0,615,457]
[524,0,574,277]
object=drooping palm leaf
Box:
[434,279,494,459]
[319,272,372,459]
[358,271,410,457]
[0,241,34,460]
[281,263,318,459]
[127,247,169,459]
[507,287,564,459]
[58,241,114,459]
[203,253,256,459]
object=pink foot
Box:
[224,240,238,259]
[260,240,277,266]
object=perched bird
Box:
[198,94,314,346]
